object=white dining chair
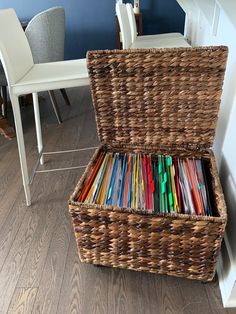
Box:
[0,9,89,206]
[25,7,71,124]
[116,4,190,49]
[126,3,185,44]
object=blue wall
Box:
[137,0,185,35]
[0,0,185,59]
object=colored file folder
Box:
[78,151,213,217]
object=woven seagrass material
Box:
[69,47,228,281]
[87,47,228,149]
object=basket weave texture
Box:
[69,47,228,281]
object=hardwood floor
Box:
[0,87,235,314]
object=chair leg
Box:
[60,88,71,106]
[11,94,31,206]
[48,90,62,124]
[1,86,8,117]
[32,93,44,165]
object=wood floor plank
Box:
[31,171,78,314]
[0,135,37,228]
[0,206,40,313]
[31,207,71,314]
[160,286,185,314]
[56,237,89,314]
[107,268,128,314]
[0,152,55,273]
[179,279,214,314]
[130,272,162,314]
[7,287,37,314]
[0,143,19,193]
[16,172,71,288]
[0,186,30,272]
[0,136,13,157]
[108,268,157,314]
[71,263,109,314]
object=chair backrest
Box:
[116,4,132,49]
[126,3,137,43]
[25,7,65,63]
[0,9,34,85]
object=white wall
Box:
[179,0,236,307]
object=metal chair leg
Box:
[11,94,31,206]
[48,90,62,124]
[60,88,71,106]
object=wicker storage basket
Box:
[69,46,228,281]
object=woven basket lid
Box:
[87,46,228,149]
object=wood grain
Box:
[7,288,37,314]
[56,237,87,314]
[58,242,110,314]
[16,173,70,288]
[179,278,213,314]
[30,190,72,313]
[0,130,60,275]
[30,168,80,313]
[0,205,39,313]
[0,132,35,230]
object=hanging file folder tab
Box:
[166,155,172,166]
[163,172,167,184]
[161,181,166,194]
[158,162,162,174]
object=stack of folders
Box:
[77,152,213,216]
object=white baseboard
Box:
[217,233,236,307]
